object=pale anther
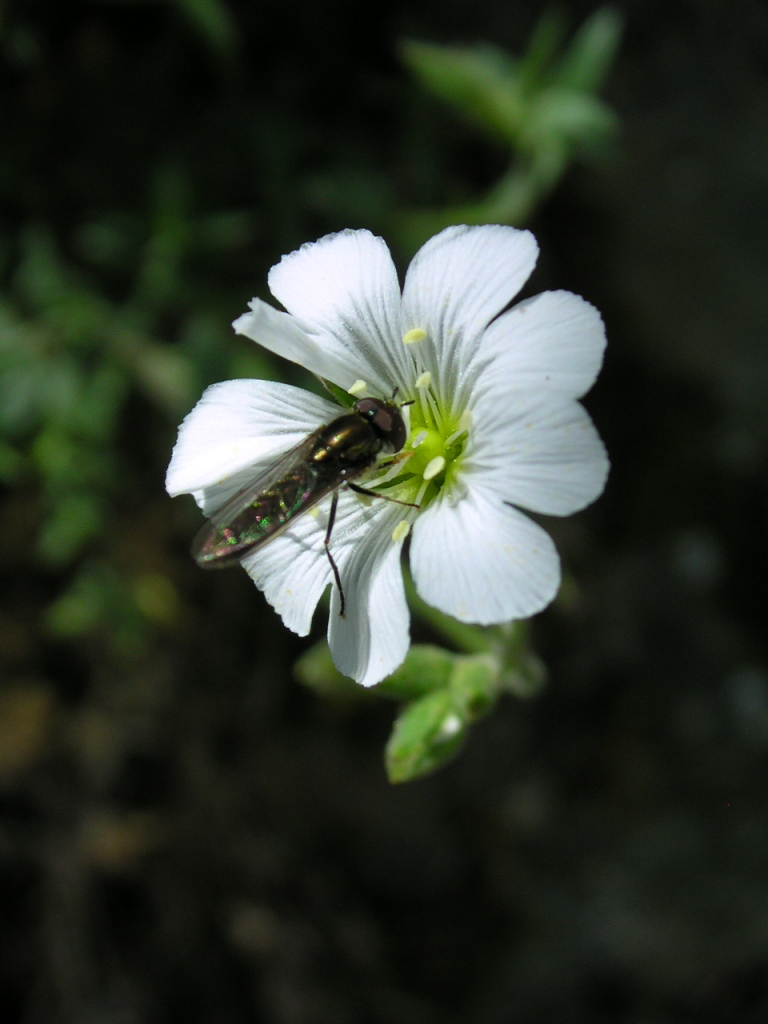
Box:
[411,430,427,449]
[348,379,367,396]
[391,520,411,543]
[423,455,446,481]
[415,371,431,389]
[402,328,427,345]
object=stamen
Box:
[445,409,472,447]
[423,456,446,481]
[417,388,432,428]
[411,430,427,449]
[415,370,431,389]
[348,379,367,396]
[402,328,427,345]
[372,452,413,485]
[391,520,411,543]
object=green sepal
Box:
[448,653,500,720]
[500,650,547,700]
[293,605,547,784]
[495,621,548,699]
[315,376,356,409]
[385,688,469,784]
[384,652,502,783]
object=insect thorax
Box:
[312,416,383,472]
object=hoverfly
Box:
[192,395,414,616]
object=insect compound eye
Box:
[354,397,407,453]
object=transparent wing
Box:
[192,427,337,567]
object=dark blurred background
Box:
[1,1,768,1021]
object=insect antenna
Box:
[389,385,415,411]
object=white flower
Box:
[166,225,608,686]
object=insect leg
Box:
[347,482,420,509]
[324,490,346,617]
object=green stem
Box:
[405,574,496,655]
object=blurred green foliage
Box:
[0,164,271,657]
[396,7,621,250]
[296,584,546,782]
[0,2,620,779]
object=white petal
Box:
[166,379,338,510]
[266,229,409,393]
[327,499,411,687]
[241,501,333,636]
[233,298,366,390]
[410,485,561,624]
[472,290,607,400]
[401,225,538,412]
[242,488,412,684]
[469,393,609,516]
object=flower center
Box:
[372,398,470,512]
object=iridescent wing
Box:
[192,427,337,568]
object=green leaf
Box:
[0,364,46,437]
[525,89,618,153]
[197,210,255,251]
[44,560,154,661]
[112,329,197,415]
[74,365,128,441]
[517,8,568,93]
[0,439,24,482]
[401,40,524,145]
[375,644,455,700]
[46,570,106,637]
[74,218,136,271]
[293,640,368,702]
[36,493,104,566]
[131,573,180,627]
[14,226,69,309]
[54,297,114,351]
[170,0,238,58]
[31,429,88,485]
[554,7,623,93]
